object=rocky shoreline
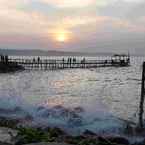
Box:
[0,62,24,73]
[1,117,145,145]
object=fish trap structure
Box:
[1,54,130,71]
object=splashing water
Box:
[0,57,144,135]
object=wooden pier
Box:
[0,54,130,71]
[6,54,130,70]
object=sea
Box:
[0,56,145,135]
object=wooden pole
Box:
[139,62,145,128]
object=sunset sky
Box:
[0,0,145,54]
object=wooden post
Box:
[139,62,145,128]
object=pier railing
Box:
[0,53,131,70]
[6,57,130,70]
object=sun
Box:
[57,33,67,42]
[54,29,70,43]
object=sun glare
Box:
[53,29,70,43]
[57,33,67,42]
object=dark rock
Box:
[124,123,134,135]
[133,139,145,145]
[73,107,84,113]
[98,136,110,145]
[48,128,66,138]
[41,110,50,118]
[0,117,19,129]
[0,127,18,145]
[67,116,83,126]
[18,114,33,124]
[83,130,97,136]
[0,142,12,145]
[52,105,65,110]
[50,106,69,118]
[64,135,86,144]
[98,137,129,145]
[37,106,46,111]
[0,62,24,73]
[13,107,24,113]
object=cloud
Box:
[0,0,145,53]
[123,0,144,3]
[39,0,98,8]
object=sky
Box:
[0,0,145,54]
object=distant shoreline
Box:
[1,49,145,57]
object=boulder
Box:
[0,142,12,145]
[24,142,70,145]
[83,130,97,136]
[132,139,145,145]
[0,117,20,129]
[0,127,18,145]
[98,136,130,145]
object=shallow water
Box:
[0,56,145,135]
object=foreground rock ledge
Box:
[0,127,18,145]
[24,143,70,145]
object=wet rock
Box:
[50,106,69,118]
[52,105,65,110]
[83,130,97,136]
[133,139,145,145]
[41,110,50,118]
[67,115,83,126]
[0,62,24,73]
[37,106,46,111]
[13,107,24,112]
[24,114,33,121]
[0,117,19,129]
[36,106,51,118]
[64,135,86,144]
[125,123,134,135]
[0,142,12,145]
[15,127,51,145]
[0,108,21,114]
[24,142,71,145]
[73,107,84,113]
[0,127,18,145]
[107,136,129,145]
[48,128,66,138]
[98,136,130,145]
[0,106,30,118]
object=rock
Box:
[48,128,66,138]
[73,107,84,113]
[0,127,18,145]
[83,130,97,136]
[0,62,24,73]
[67,112,83,127]
[0,117,19,129]
[0,142,12,145]
[98,136,130,145]
[125,123,134,135]
[24,142,70,145]
[133,139,145,145]
[64,135,86,144]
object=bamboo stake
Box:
[139,62,145,128]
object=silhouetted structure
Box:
[0,54,24,73]
[139,62,145,128]
[111,54,130,66]
[8,54,130,70]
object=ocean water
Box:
[0,56,145,135]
